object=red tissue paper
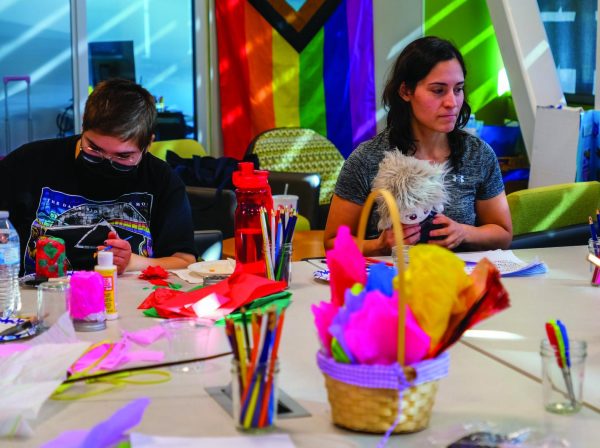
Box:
[139,265,170,280]
[139,265,171,286]
[138,271,287,318]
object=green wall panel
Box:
[424,0,510,124]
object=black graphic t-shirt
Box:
[0,135,196,274]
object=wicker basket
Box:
[318,350,448,433]
[318,189,449,434]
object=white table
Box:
[460,245,600,412]
[5,253,600,447]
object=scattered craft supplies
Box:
[138,271,287,319]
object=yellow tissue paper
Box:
[404,245,472,349]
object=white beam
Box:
[486,0,565,158]
[70,0,89,133]
[194,0,222,156]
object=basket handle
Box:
[356,189,407,366]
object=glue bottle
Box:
[95,251,118,320]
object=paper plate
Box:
[0,317,37,342]
[187,259,236,277]
[313,269,330,282]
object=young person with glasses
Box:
[0,78,196,275]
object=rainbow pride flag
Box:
[216,0,376,160]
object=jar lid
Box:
[72,319,107,332]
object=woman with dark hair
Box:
[324,36,512,254]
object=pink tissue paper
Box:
[69,271,106,319]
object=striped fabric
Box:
[215,0,376,160]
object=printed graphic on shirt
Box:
[25,187,153,274]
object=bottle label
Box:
[0,245,19,264]
[97,269,118,318]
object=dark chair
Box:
[510,223,591,249]
[268,171,321,229]
[186,186,236,239]
[155,111,192,140]
[194,230,223,261]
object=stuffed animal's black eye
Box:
[409,214,418,221]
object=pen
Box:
[102,235,133,251]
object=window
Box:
[86,0,196,140]
[0,0,73,154]
[539,0,597,104]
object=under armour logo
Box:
[450,174,465,183]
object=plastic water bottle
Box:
[232,162,273,275]
[0,211,21,318]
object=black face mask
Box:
[75,152,141,199]
[76,151,140,180]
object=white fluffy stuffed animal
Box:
[372,151,448,232]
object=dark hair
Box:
[382,36,471,169]
[82,78,156,150]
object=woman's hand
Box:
[427,214,466,250]
[99,231,132,274]
[379,223,422,250]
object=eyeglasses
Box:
[80,136,144,172]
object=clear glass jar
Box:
[264,242,292,286]
[588,238,600,258]
[37,280,70,330]
[391,245,410,266]
[231,359,279,431]
[540,339,587,414]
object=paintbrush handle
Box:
[562,367,578,407]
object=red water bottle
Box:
[232,162,273,275]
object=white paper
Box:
[456,250,547,277]
[187,259,236,276]
[169,269,204,284]
[0,313,90,437]
[190,292,229,317]
[131,433,296,448]
[30,312,80,345]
